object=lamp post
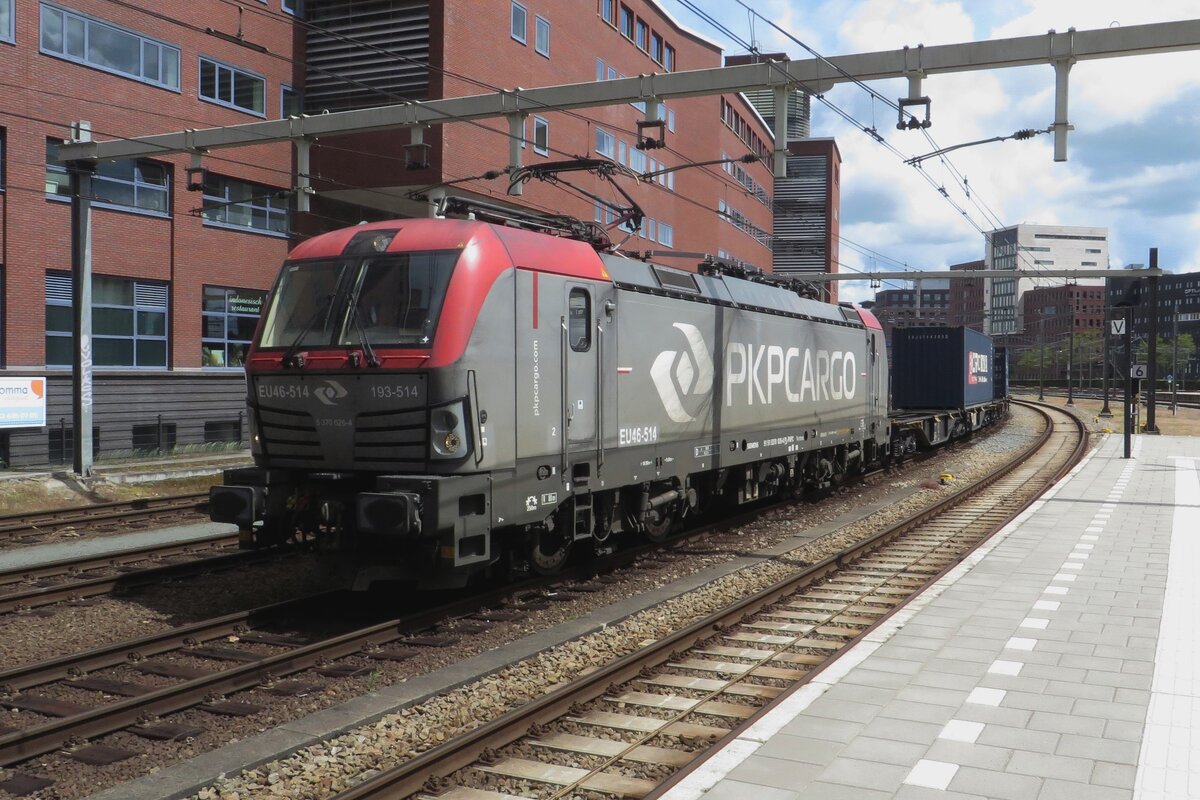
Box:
[1038,316,1045,401]
[1067,291,1076,405]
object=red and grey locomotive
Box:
[210,212,905,588]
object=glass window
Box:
[259,251,459,350]
[45,272,168,368]
[202,173,289,236]
[619,4,633,38]
[596,57,604,82]
[282,0,303,17]
[600,0,616,25]
[535,15,550,56]
[199,57,266,115]
[40,3,179,89]
[635,19,648,50]
[595,128,615,158]
[202,286,266,368]
[664,44,675,71]
[658,222,673,248]
[510,1,526,43]
[1,0,12,43]
[650,32,663,63]
[532,116,549,155]
[281,85,302,118]
[568,289,591,352]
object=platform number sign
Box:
[1111,319,1126,336]
[1131,364,1148,379]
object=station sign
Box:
[0,378,46,429]
[1111,319,1126,335]
[1131,364,1148,379]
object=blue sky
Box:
[657,0,1200,302]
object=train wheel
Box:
[642,504,676,543]
[528,526,571,575]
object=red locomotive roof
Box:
[855,307,883,330]
[288,218,612,282]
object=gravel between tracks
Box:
[2,406,1059,799]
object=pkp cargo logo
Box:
[650,323,713,423]
[967,351,990,385]
[314,379,349,406]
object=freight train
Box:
[209,211,1006,588]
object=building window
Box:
[281,85,302,118]
[1081,261,1097,266]
[658,222,673,247]
[202,174,289,236]
[46,140,170,215]
[532,116,549,155]
[664,44,675,71]
[595,128,615,159]
[0,128,6,190]
[132,422,177,452]
[535,15,550,56]
[511,1,526,43]
[1,0,12,43]
[282,0,303,17]
[46,272,168,368]
[599,0,616,26]
[199,57,266,115]
[619,4,633,38]
[205,419,243,444]
[40,4,179,90]
[596,57,604,81]
[635,19,648,50]
[203,286,266,368]
[650,32,663,63]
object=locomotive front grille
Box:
[257,405,323,465]
[354,407,428,469]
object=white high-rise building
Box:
[983,224,1109,335]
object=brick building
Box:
[1021,284,1107,341]
[867,280,951,346]
[947,259,985,332]
[0,0,774,466]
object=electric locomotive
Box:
[209,212,894,588]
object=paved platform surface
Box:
[663,433,1200,800]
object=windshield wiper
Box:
[281,295,333,368]
[349,302,381,367]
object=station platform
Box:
[661,433,1199,800]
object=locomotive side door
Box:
[563,284,598,448]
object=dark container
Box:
[891,326,995,409]
[993,346,1009,400]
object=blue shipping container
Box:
[891,326,995,408]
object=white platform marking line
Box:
[1135,455,1200,799]
[1044,585,1069,595]
[1034,600,1060,611]
[988,660,1023,676]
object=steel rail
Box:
[0,493,208,541]
[327,401,1083,800]
[0,534,240,587]
[0,539,268,615]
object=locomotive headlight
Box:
[430,400,470,459]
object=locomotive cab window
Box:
[568,289,591,351]
[258,250,459,350]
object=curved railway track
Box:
[324,400,1085,800]
[0,492,208,544]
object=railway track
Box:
[323,400,1084,800]
[0,534,257,615]
[0,407,1026,794]
[0,492,208,544]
